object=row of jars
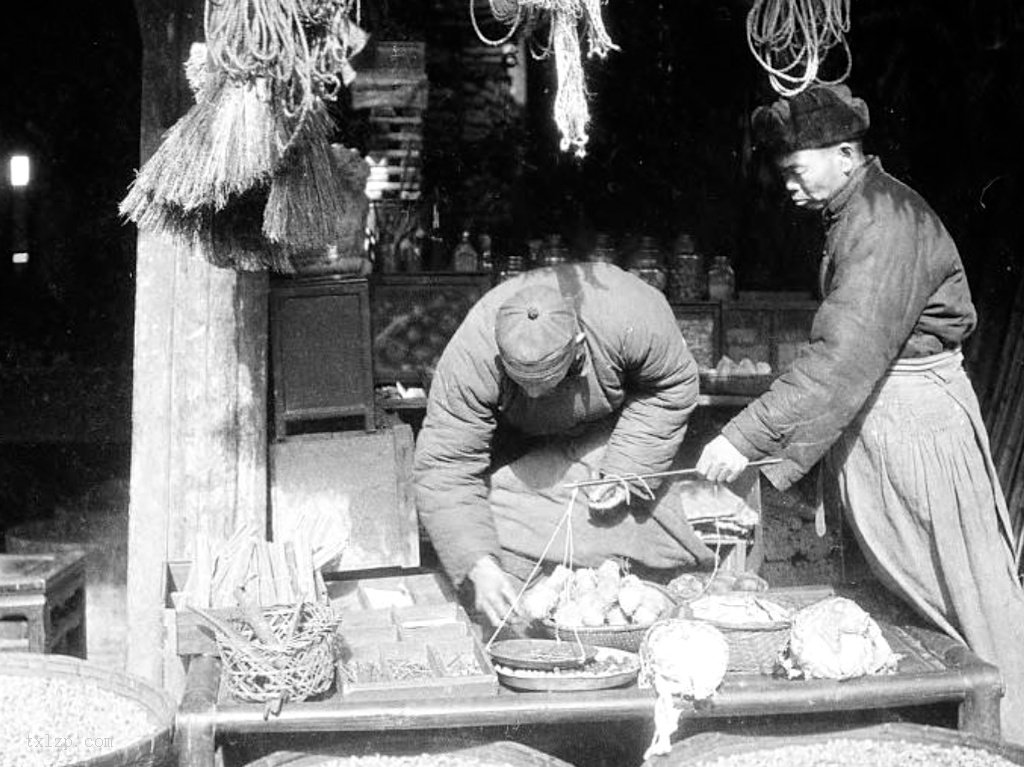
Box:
[514,233,735,302]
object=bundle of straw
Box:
[120,0,370,272]
[262,103,352,248]
[120,74,288,224]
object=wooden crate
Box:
[270,425,419,573]
[338,635,496,698]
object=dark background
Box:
[0,0,1020,526]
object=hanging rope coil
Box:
[746,0,852,97]
[469,0,618,157]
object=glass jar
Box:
[586,233,618,265]
[667,233,705,300]
[452,230,479,272]
[707,255,736,301]
[538,234,571,267]
[498,253,526,283]
[628,236,667,292]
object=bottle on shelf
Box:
[452,229,480,272]
[707,255,736,301]
[426,203,447,271]
[477,232,495,273]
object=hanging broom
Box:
[261,102,351,250]
[120,0,307,233]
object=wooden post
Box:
[126,0,269,688]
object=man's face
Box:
[776,146,850,210]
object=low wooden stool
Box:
[0,551,87,657]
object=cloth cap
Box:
[752,84,870,154]
[495,285,577,386]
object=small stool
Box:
[0,552,86,658]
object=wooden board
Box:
[269,426,419,573]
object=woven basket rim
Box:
[706,619,791,633]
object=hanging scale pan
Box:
[488,638,598,671]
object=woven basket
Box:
[539,583,681,653]
[707,619,791,674]
[216,602,341,704]
[0,653,176,767]
[691,588,833,674]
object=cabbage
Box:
[783,596,900,680]
[640,619,729,759]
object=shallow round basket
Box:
[641,722,1024,766]
[217,602,340,704]
[539,583,681,653]
[0,653,176,767]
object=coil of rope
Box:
[746,0,852,96]
[469,0,618,157]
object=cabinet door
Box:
[271,278,374,437]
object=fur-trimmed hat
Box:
[752,84,870,153]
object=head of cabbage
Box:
[782,596,900,680]
[640,619,730,760]
[640,618,729,700]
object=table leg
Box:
[959,684,1003,741]
[175,655,221,767]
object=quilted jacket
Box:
[723,158,977,489]
[414,263,699,584]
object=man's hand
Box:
[697,435,749,483]
[468,556,519,627]
[585,476,630,514]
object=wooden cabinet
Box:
[270,276,375,438]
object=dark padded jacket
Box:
[414,263,699,584]
[724,158,977,489]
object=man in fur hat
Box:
[697,83,1024,742]
[414,263,710,627]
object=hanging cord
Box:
[470,0,524,46]
[485,487,583,650]
[205,0,316,115]
[469,0,618,156]
[746,0,851,96]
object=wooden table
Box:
[175,620,1003,767]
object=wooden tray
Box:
[338,636,497,698]
[494,647,640,693]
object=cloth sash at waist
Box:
[887,348,962,375]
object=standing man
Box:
[698,84,1024,742]
[415,262,712,628]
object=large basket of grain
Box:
[244,741,575,766]
[0,653,176,767]
[641,722,1024,767]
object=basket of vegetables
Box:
[523,560,681,653]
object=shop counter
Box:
[175,617,1002,767]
